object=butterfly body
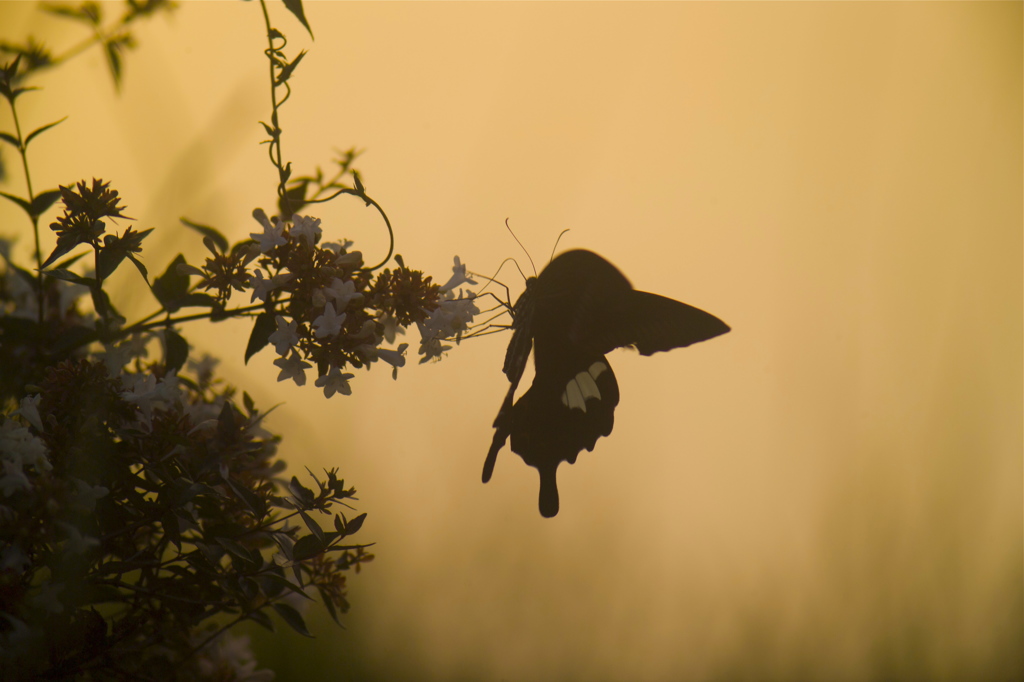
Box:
[484,249,729,517]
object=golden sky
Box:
[1,2,1021,680]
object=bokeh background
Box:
[1,2,1021,680]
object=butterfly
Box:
[482,249,730,517]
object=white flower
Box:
[313,303,346,339]
[57,522,100,555]
[69,479,109,512]
[14,395,43,431]
[187,354,220,384]
[274,351,312,386]
[416,290,480,361]
[440,255,477,292]
[378,343,408,379]
[195,632,275,682]
[291,214,322,247]
[250,208,287,252]
[249,269,295,303]
[315,367,354,398]
[0,459,31,497]
[334,250,363,270]
[323,278,363,311]
[121,371,182,426]
[98,341,135,376]
[0,421,50,473]
[268,316,300,355]
[378,312,404,344]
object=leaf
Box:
[292,534,323,562]
[275,50,306,85]
[225,477,267,518]
[97,227,153,280]
[164,328,188,373]
[31,189,63,218]
[152,254,189,312]
[41,232,84,269]
[24,117,66,146]
[126,252,148,281]
[343,512,366,537]
[281,0,313,38]
[104,39,123,88]
[45,268,95,286]
[318,586,342,626]
[297,509,324,545]
[247,609,275,633]
[0,131,19,148]
[0,190,31,214]
[180,217,229,253]
[272,602,313,638]
[245,312,276,364]
[289,476,315,508]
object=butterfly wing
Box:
[510,355,619,517]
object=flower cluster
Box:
[0,259,374,679]
[204,208,480,397]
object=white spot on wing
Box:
[560,361,609,413]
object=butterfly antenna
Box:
[505,218,536,277]
[548,228,571,264]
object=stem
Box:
[7,98,45,321]
[258,0,291,217]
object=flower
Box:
[249,268,294,303]
[323,278,363,311]
[274,351,312,386]
[291,214,322,247]
[377,343,408,380]
[440,255,477,292]
[315,367,354,398]
[268,316,300,356]
[0,459,31,497]
[250,208,287,252]
[313,303,346,339]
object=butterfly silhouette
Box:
[483,249,729,517]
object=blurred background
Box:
[1,2,1021,680]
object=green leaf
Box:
[41,231,86,269]
[225,477,267,518]
[292,534,324,562]
[152,254,189,312]
[298,509,325,545]
[281,0,313,38]
[247,608,275,633]
[289,476,315,507]
[0,131,20,148]
[96,226,152,280]
[0,190,31,214]
[245,312,276,364]
[275,50,306,85]
[104,39,123,88]
[180,217,229,253]
[24,117,66,146]
[272,602,313,638]
[164,328,188,373]
[45,268,96,286]
[343,512,366,537]
[318,586,342,626]
[31,189,63,218]
[126,252,149,281]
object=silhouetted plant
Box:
[0,1,479,679]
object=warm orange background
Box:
[1,2,1021,680]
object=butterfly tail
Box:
[538,464,560,518]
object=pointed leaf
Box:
[245,312,276,364]
[281,0,313,38]
[164,328,188,373]
[0,190,30,214]
[292,534,324,562]
[0,131,20,148]
[272,602,313,637]
[25,117,66,146]
[126,252,149,281]
[246,608,275,632]
[298,509,325,545]
[180,217,229,253]
[343,512,366,537]
[30,189,62,218]
[152,254,189,312]
[225,477,267,518]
